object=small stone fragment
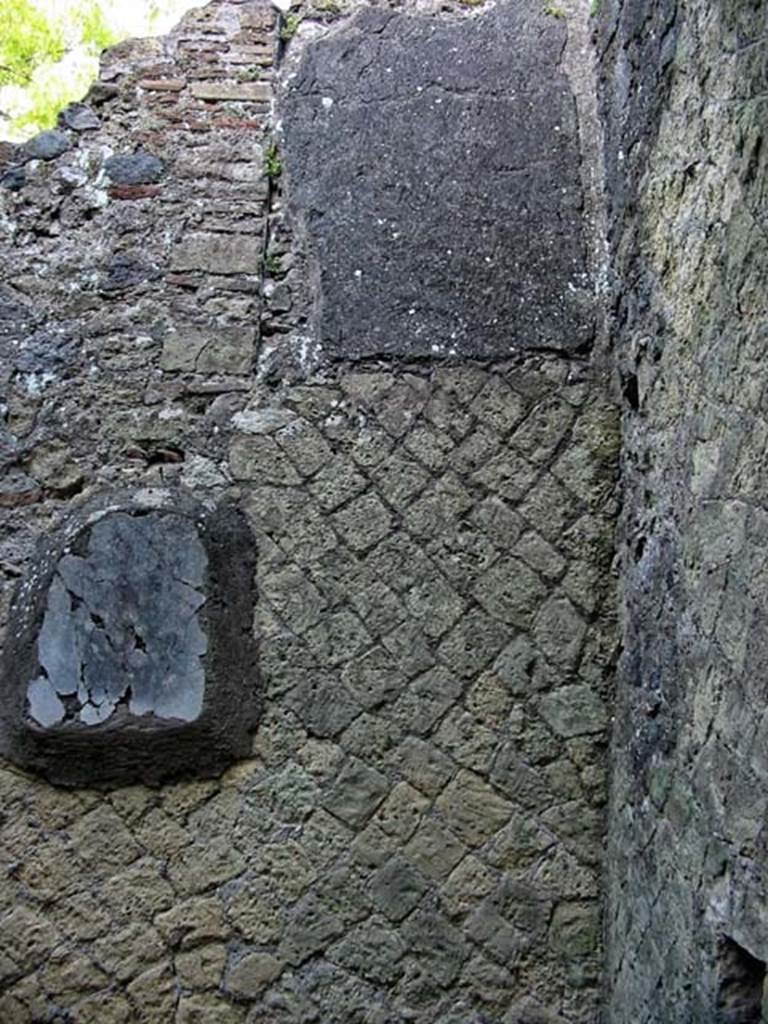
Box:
[225,951,284,997]
[104,151,165,185]
[24,130,70,161]
[61,103,101,130]
[538,686,607,738]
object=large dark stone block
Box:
[0,493,259,786]
[281,2,593,361]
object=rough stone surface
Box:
[281,2,594,360]
[104,151,165,185]
[598,0,768,1020]
[23,130,70,161]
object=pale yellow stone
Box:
[73,990,133,1024]
[175,943,227,990]
[465,671,513,728]
[103,858,175,922]
[4,969,50,1020]
[41,953,108,996]
[135,807,192,859]
[0,905,61,971]
[155,897,229,950]
[162,779,221,820]
[69,805,143,875]
[225,952,284,998]
[226,882,282,944]
[52,891,112,942]
[108,785,159,827]
[126,961,176,1020]
[167,837,246,896]
[176,993,246,1024]
[190,81,270,102]
[93,922,165,982]
[14,835,83,902]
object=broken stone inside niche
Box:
[26,512,208,729]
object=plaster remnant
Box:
[26,512,208,728]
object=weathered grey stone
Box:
[404,819,466,880]
[329,917,407,985]
[304,609,371,667]
[171,233,261,275]
[1,165,25,190]
[61,103,101,131]
[309,456,367,511]
[435,770,513,847]
[225,952,284,998]
[229,435,302,484]
[598,0,768,1015]
[437,610,510,678]
[380,622,435,679]
[371,781,429,844]
[279,893,345,965]
[371,855,429,922]
[104,151,165,185]
[332,493,392,552]
[442,855,497,919]
[388,665,462,735]
[549,902,599,958]
[538,686,607,738]
[533,595,587,672]
[395,736,455,798]
[323,757,389,827]
[287,675,359,738]
[101,253,161,293]
[0,3,621,1020]
[465,901,525,964]
[161,326,254,374]
[276,420,333,477]
[24,130,70,161]
[434,708,497,773]
[401,910,467,987]
[341,646,405,710]
[281,4,593,359]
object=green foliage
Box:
[279,13,302,40]
[262,253,283,275]
[0,1,194,141]
[237,65,261,82]
[264,143,282,180]
[76,1,119,52]
[0,0,65,87]
[589,0,602,15]
[7,74,75,134]
[543,4,566,18]
[313,0,343,17]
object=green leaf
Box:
[0,0,65,88]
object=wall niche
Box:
[0,492,258,787]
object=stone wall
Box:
[598,0,768,1020]
[0,1,619,1022]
